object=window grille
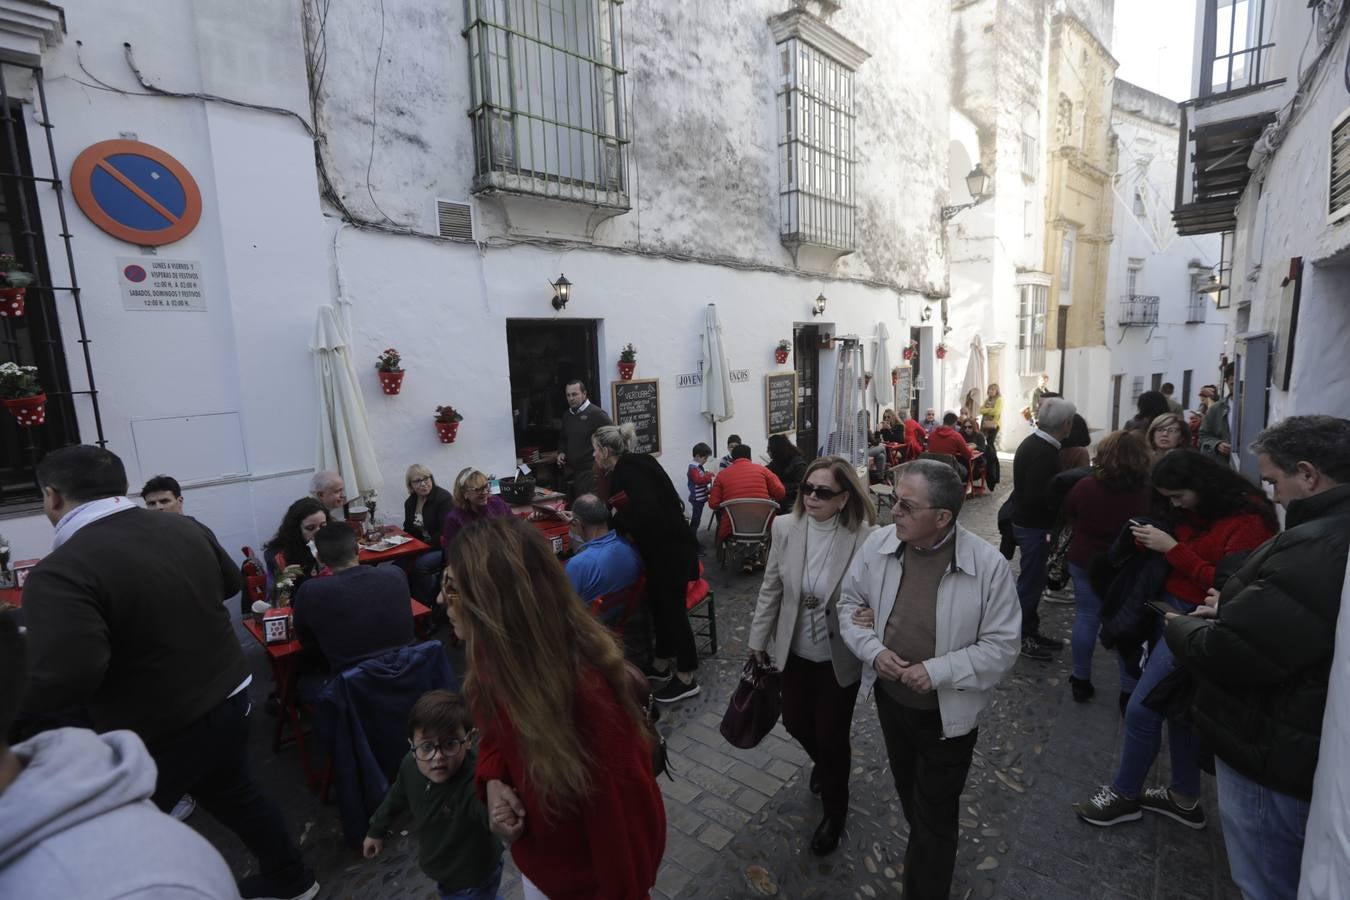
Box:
[1020,132,1037,180]
[1119,295,1160,326]
[1131,376,1145,402]
[1059,229,1076,293]
[777,37,857,252]
[464,0,629,208]
[1330,107,1350,223]
[1187,274,1208,323]
[1017,284,1048,375]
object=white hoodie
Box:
[0,728,240,899]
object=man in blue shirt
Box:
[565,494,643,624]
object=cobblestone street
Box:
[198,479,1242,899]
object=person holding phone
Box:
[1075,450,1276,831]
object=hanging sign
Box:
[71,140,202,246]
[118,258,205,311]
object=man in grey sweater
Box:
[0,612,241,899]
[557,379,612,499]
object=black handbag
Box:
[719,657,782,749]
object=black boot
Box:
[810,814,845,855]
[1069,676,1095,702]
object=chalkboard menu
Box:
[611,378,661,456]
[765,372,797,435]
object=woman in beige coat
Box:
[748,455,876,856]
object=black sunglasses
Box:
[799,483,846,500]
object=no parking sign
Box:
[71,140,202,246]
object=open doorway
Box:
[793,324,821,458]
[506,319,600,484]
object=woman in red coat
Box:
[444,515,665,900]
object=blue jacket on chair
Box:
[317,640,458,847]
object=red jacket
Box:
[1163,510,1274,604]
[708,459,786,542]
[903,418,928,455]
[475,666,665,899]
[925,425,974,467]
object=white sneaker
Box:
[170,794,196,821]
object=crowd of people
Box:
[2,366,1348,900]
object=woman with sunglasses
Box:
[748,456,877,856]
[444,516,665,900]
[440,468,511,555]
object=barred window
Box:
[1017,284,1048,376]
[777,38,856,251]
[465,0,628,207]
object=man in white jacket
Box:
[839,459,1021,899]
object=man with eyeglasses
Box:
[839,459,1020,899]
[557,379,612,500]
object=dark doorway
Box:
[1111,374,1123,430]
[1182,369,1193,408]
[506,320,600,483]
[793,325,820,458]
[1151,372,1164,392]
[908,326,923,420]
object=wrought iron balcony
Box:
[1119,295,1160,327]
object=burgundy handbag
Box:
[719,657,782,749]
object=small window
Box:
[1017,283,1049,375]
[1059,228,1077,294]
[1127,259,1144,297]
[1133,187,1146,218]
[1020,132,1038,180]
[1131,376,1145,402]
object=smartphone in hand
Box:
[1144,599,1173,617]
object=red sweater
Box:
[925,426,974,467]
[1163,510,1274,604]
[475,667,666,899]
[708,459,785,542]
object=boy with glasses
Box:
[364,690,503,900]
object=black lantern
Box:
[812,293,827,317]
[550,273,572,311]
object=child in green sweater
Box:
[363,690,503,900]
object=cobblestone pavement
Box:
[197,479,1242,899]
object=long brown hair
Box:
[1092,430,1151,491]
[446,516,643,820]
[792,455,877,529]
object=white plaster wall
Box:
[0,0,952,560]
[1106,88,1226,426]
[1223,12,1350,425]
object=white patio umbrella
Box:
[872,322,894,411]
[312,302,382,497]
[700,303,734,447]
[959,334,986,419]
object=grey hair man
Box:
[839,459,1020,899]
[1010,396,1077,661]
[1166,415,1350,899]
[310,470,347,516]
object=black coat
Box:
[1166,484,1350,800]
[1093,515,1171,650]
[609,453,698,583]
[403,485,453,547]
[1011,433,1062,529]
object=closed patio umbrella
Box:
[873,322,894,412]
[312,302,382,497]
[700,303,734,447]
[959,335,986,419]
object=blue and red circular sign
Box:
[122,264,147,283]
[71,140,202,246]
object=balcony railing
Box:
[1119,295,1160,326]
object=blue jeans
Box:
[1215,758,1308,900]
[689,499,706,534]
[1069,563,1139,693]
[413,549,444,605]
[1112,594,1201,799]
[439,860,504,900]
[1013,526,1050,637]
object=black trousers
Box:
[780,653,860,819]
[647,560,699,673]
[146,689,306,881]
[875,691,978,900]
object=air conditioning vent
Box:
[436,200,474,240]
[1330,107,1350,224]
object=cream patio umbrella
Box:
[872,322,894,413]
[700,303,734,448]
[312,302,382,497]
[959,334,986,419]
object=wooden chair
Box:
[685,563,717,656]
[715,498,779,570]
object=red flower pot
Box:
[902,348,915,361]
[617,361,636,381]
[936,347,947,360]
[0,287,24,318]
[774,349,790,365]
[377,370,405,395]
[2,393,46,426]
[434,420,460,444]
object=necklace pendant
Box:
[803,593,819,610]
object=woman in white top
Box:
[748,455,876,857]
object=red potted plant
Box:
[375,347,405,395]
[0,254,33,318]
[434,405,463,443]
[774,339,791,365]
[935,343,948,360]
[618,343,637,381]
[0,362,46,426]
[901,339,919,361]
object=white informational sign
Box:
[118,258,205,311]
